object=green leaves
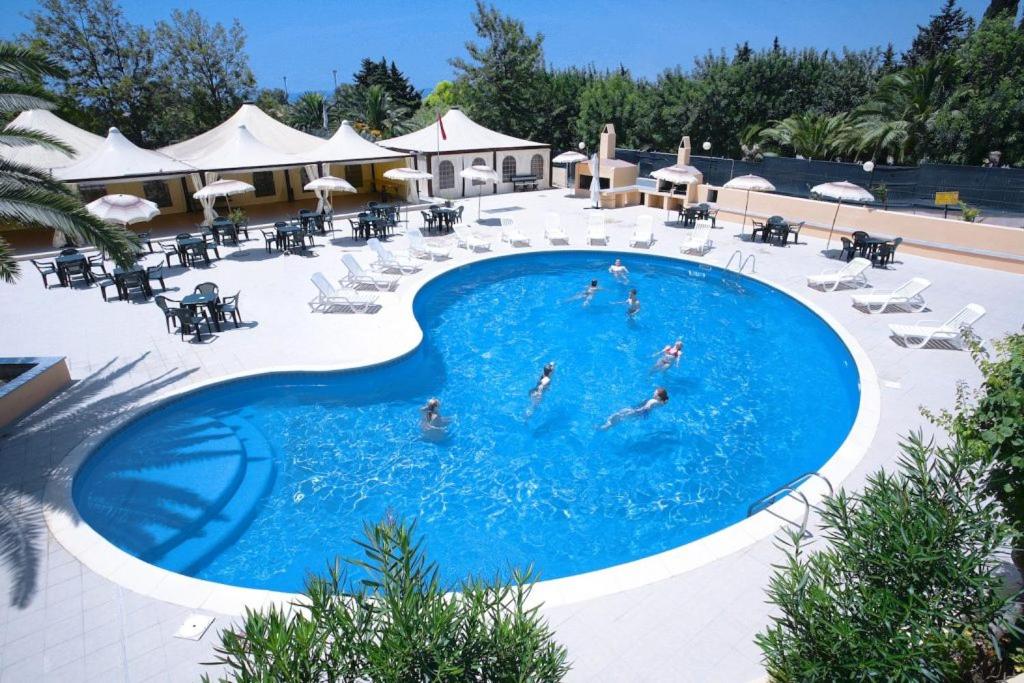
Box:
[203,517,570,683]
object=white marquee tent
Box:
[55,126,195,183]
[1,109,104,171]
[179,124,306,173]
[305,120,410,165]
[379,108,550,200]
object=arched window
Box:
[530,154,544,179]
[438,160,455,190]
[470,157,486,185]
[501,155,517,182]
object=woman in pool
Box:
[526,362,556,418]
[608,258,629,283]
[569,279,600,306]
[652,340,684,372]
[614,288,640,318]
[601,387,668,429]
[420,397,447,437]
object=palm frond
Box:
[0,93,55,114]
[0,42,66,81]
[0,127,73,154]
[0,157,77,195]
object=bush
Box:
[756,432,1018,681]
[202,518,570,682]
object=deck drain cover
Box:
[174,613,215,641]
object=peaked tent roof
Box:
[159,103,324,162]
[1,109,104,171]
[380,108,547,154]
[305,120,411,164]
[179,124,307,172]
[56,127,195,183]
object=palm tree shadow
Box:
[0,354,199,609]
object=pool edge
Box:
[44,244,881,615]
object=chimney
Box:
[599,124,616,159]
[677,135,691,165]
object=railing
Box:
[747,472,834,538]
[725,250,756,274]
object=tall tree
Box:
[352,57,420,111]
[24,0,162,144]
[337,84,411,140]
[0,43,136,283]
[153,9,255,141]
[450,1,546,140]
[983,0,1019,19]
[902,0,974,67]
[287,91,329,135]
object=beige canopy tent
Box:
[1,109,104,171]
[177,124,307,173]
[55,127,195,183]
[159,103,323,161]
[305,120,410,165]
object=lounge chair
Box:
[367,238,421,274]
[341,253,398,291]
[501,219,530,246]
[309,272,378,313]
[544,212,568,244]
[806,258,871,292]
[453,224,491,251]
[888,304,986,349]
[586,214,607,245]
[629,215,654,248]
[406,229,452,260]
[680,221,713,255]
[851,278,930,314]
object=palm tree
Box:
[0,42,136,283]
[850,59,958,163]
[336,84,411,140]
[760,112,852,160]
[286,91,329,135]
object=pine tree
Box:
[902,0,974,67]
[983,0,1018,20]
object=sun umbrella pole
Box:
[742,189,751,235]
[825,199,842,252]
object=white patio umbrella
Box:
[552,150,588,196]
[383,167,434,222]
[460,164,500,221]
[589,154,601,209]
[86,194,160,227]
[723,174,776,234]
[303,175,356,213]
[651,164,701,220]
[812,180,875,250]
[192,179,255,222]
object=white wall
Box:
[426,149,550,199]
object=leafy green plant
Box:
[958,201,982,222]
[227,208,247,226]
[202,517,570,682]
[870,181,889,210]
[757,432,1019,682]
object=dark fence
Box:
[617,149,1024,217]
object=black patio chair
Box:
[137,231,155,253]
[261,228,277,253]
[60,248,79,256]
[195,282,219,297]
[160,241,182,267]
[154,295,181,333]
[90,263,118,301]
[31,259,59,288]
[750,220,768,242]
[787,221,804,244]
[146,264,166,291]
[121,271,150,299]
[87,253,104,266]
[349,217,363,239]
[200,235,220,261]
[839,237,856,262]
[63,260,92,286]
[851,230,869,257]
[174,307,210,342]
[421,211,436,232]
[218,291,242,327]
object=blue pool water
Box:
[74,251,860,591]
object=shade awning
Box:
[55,127,195,183]
[305,121,411,164]
[380,108,546,154]
[159,103,324,161]
[1,109,104,171]
[180,124,308,172]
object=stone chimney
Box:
[677,135,691,165]
[599,124,616,159]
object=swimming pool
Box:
[73,251,860,592]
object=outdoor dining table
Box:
[357,214,389,240]
[181,291,221,332]
[112,265,151,300]
[857,236,889,257]
[175,237,208,266]
[275,223,306,253]
[431,207,458,232]
[54,252,88,286]
[211,220,239,245]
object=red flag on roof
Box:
[437,113,447,141]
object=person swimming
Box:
[600,387,669,429]
[530,362,556,399]
[569,279,600,306]
[614,288,640,317]
[652,340,684,372]
[608,258,629,283]
[420,397,446,434]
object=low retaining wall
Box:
[0,357,71,430]
[699,186,1024,274]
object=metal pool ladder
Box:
[747,472,834,538]
[725,250,756,274]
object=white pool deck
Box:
[0,189,1022,682]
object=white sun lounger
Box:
[309,272,378,313]
[586,213,607,245]
[501,219,530,246]
[806,258,871,292]
[851,277,930,314]
[407,229,452,260]
[340,253,397,291]
[629,215,654,248]
[544,212,568,244]
[367,238,421,274]
[453,224,491,251]
[680,221,712,255]
[888,304,986,349]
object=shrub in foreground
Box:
[756,433,1018,682]
[202,518,570,682]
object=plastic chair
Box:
[31,259,59,288]
[218,291,242,327]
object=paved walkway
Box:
[1,190,1021,681]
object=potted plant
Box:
[958,201,981,223]
[228,207,247,226]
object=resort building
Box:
[380,108,550,200]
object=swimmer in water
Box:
[608,258,629,283]
[569,279,600,306]
[600,387,668,430]
[651,340,684,372]
[614,288,640,318]
[526,361,556,418]
[420,398,444,431]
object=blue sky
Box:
[1,0,1002,94]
